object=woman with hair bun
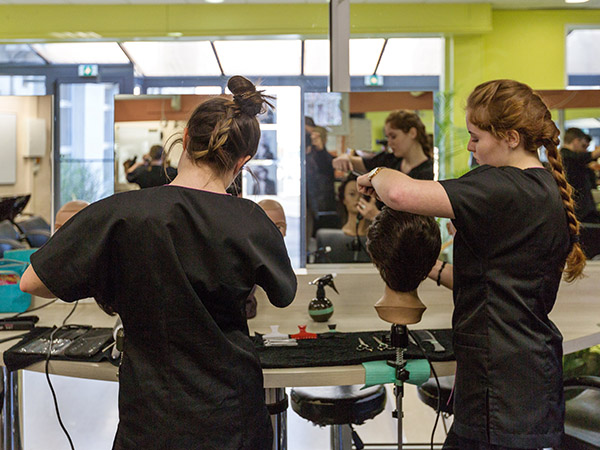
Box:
[21,76,297,450]
[333,110,434,221]
[358,79,585,449]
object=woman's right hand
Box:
[357,195,379,221]
[332,154,354,172]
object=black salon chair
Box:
[416,375,454,434]
[290,384,387,450]
[562,376,600,450]
[315,229,371,263]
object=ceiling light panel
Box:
[377,38,444,76]
[213,40,302,76]
[31,42,129,64]
[303,38,385,76]
[122,41,221,76]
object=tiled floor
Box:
[21,372,450,450]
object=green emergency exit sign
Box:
[78,64,98,77]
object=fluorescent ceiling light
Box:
[565,0,589,4]
[377,38,443,76]
[122,41,221,76]
[31,42,129,64]
[213,40,302,76]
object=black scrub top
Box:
[363,151,434,180]
[440,165,570,449]
[560,147,597,221]
[126,165,177,188]
[31,186,297,450]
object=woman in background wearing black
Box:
[21,76,297,450]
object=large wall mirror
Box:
[113,88,303,267]
[305,91,435,267]
[0,95,53,256]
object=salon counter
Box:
[1,265,599,387]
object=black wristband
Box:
[436,261,447,286]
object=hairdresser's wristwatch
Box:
[367,166,384,182]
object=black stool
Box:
[290,384,387,450]
[562,376,600,450]
[416,375,454,434]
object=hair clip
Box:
[290,325,317,340]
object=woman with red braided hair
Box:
[21,76,297,449]
[358,79,585,450]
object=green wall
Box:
[1,3,600,176]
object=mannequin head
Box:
[367,207,440,292]
[258,199,287,236]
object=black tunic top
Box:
[31,186,297,450]
[440,166,570,448]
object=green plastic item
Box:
[362,359,430,388]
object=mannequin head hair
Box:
[367,207,441,292]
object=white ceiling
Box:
[0,0,600,8]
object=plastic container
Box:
[0,249,35,313]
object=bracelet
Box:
[367,166,384,181]
[436,261,447,286]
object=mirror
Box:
[304,91,435,266]
[113,88,303,267]
[0,95,53,253]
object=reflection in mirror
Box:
[114,89,302,267]
[0,95,53,256]
[304,91,435,265]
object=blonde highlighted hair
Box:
[466,79,585,281]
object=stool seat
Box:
[291,385,387,426]
[417,375,454,415]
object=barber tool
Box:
[290,325,317,340]
[372,335,393,351]
[356,337,373,352]
[308,274,338,322]
[413,329,445,352]
[0,315,39,331]
[264,338,298,347]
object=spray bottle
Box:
[308,274,338,322]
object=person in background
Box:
[560,127,600,223]
[334,110,434,221]
[251,166,276,195]
[124,144,177,189]
[20,75,297,450]
[358,79,585,450]
[245,199,288,319]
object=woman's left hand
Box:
[357,196,379,221]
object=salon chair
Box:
[290,384,387,450]
[315,229,371,264]
[416,375,454,435]
[562,375,600,450]
[0,220,27,258]
[14,216,51,248]
[579,223,600,259]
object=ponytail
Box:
[544,136,586,281]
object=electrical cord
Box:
[11,298,58,317]
[407,328,442,450]
[45,300,79,450]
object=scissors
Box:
[356,337,373,352]
[372,335,393,351]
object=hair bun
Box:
[228,75,267,116]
